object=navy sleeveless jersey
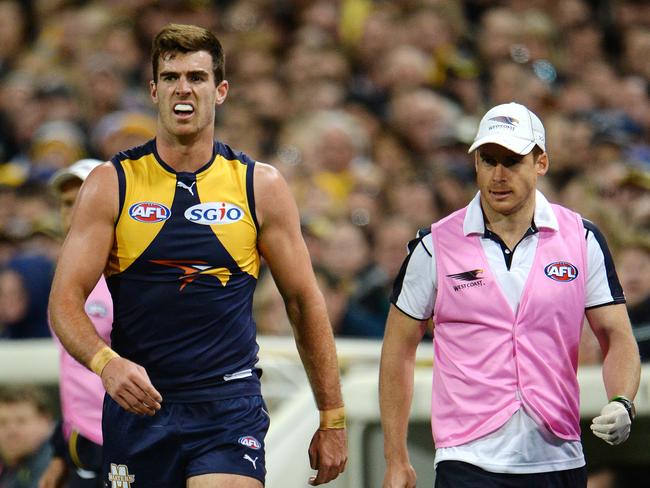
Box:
[106,139,261,401]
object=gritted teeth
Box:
[174,103,194,113]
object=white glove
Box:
[590,401,631,445]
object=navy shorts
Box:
[102,395,270,488]
[66,431,103,488]
[435,461,587,488]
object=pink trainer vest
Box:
[430,204,586,448]
[53,276,113,445]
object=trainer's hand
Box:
[590,401,631,445]
[38,457,67,488]
[101,357,162,416]
[383,461,416,488]
[308,428,347,485]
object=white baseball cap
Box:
[49,158,104,192]
[468,102,546,155]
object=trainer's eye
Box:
[480,156,497,166]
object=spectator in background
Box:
[616,240,650,362]
[0,385,54,488]
[388,89,460,167]
[475,7,521,65]
[27,122,86,184]
[615,169,650,229]
[0,267,27,339]
[0,0,646,348]
[319,221,372,331]
[384,179,441,229]
[0,254,53,339]
[39,159,111,488]
[90,111,156,161]
[338,218,414,339]
[12,183,57,242]
[0,0,31,79]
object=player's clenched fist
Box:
[308,428,348,485]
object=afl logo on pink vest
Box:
[238,436,261,450]
[129,202,171,223]
[544,261,578,282]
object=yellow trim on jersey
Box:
[107,155,176,276]
[196,155,260,279]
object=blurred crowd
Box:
[0,0,647,357]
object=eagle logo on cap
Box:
[488,116,519,126]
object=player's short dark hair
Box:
[151,24,225,84]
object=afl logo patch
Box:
[238,436,261,450]
[129,202,171,223]
[184,202,245,225]
[544,261,578,282]
[85,300,108,318]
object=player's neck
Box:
[156,132,215,173]
[483,200,535,249]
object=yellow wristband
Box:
[319,407,346,430]
[89,346,120,376]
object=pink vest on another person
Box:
[430,204,586,448]
[54,276,113,445]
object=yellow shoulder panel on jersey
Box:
[107,155,176,275]
[196,155,260,278]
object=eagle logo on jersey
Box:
[447,269,484,282]
[150,259,232,289]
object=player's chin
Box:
[171,116,194,126]
[488,200,519,216]
[170,122,198,136]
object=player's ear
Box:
[215,80,228,106]
[535,151,549,176]
[150,80,158,104]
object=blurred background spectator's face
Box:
[322,223,369,280]
[0,269,27,327]
[0,399,51,466]
[618,246,650,308]
[374,220,414,279]
[0,0,27,64]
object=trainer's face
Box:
[475,143,548,218]
[150,50,228,139]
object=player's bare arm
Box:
[254,162,347,485]
[379,306,425,488]
[49,163,161,416]
[49,164,117,366]
[586,304,640,400]
[587,303,640,445]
